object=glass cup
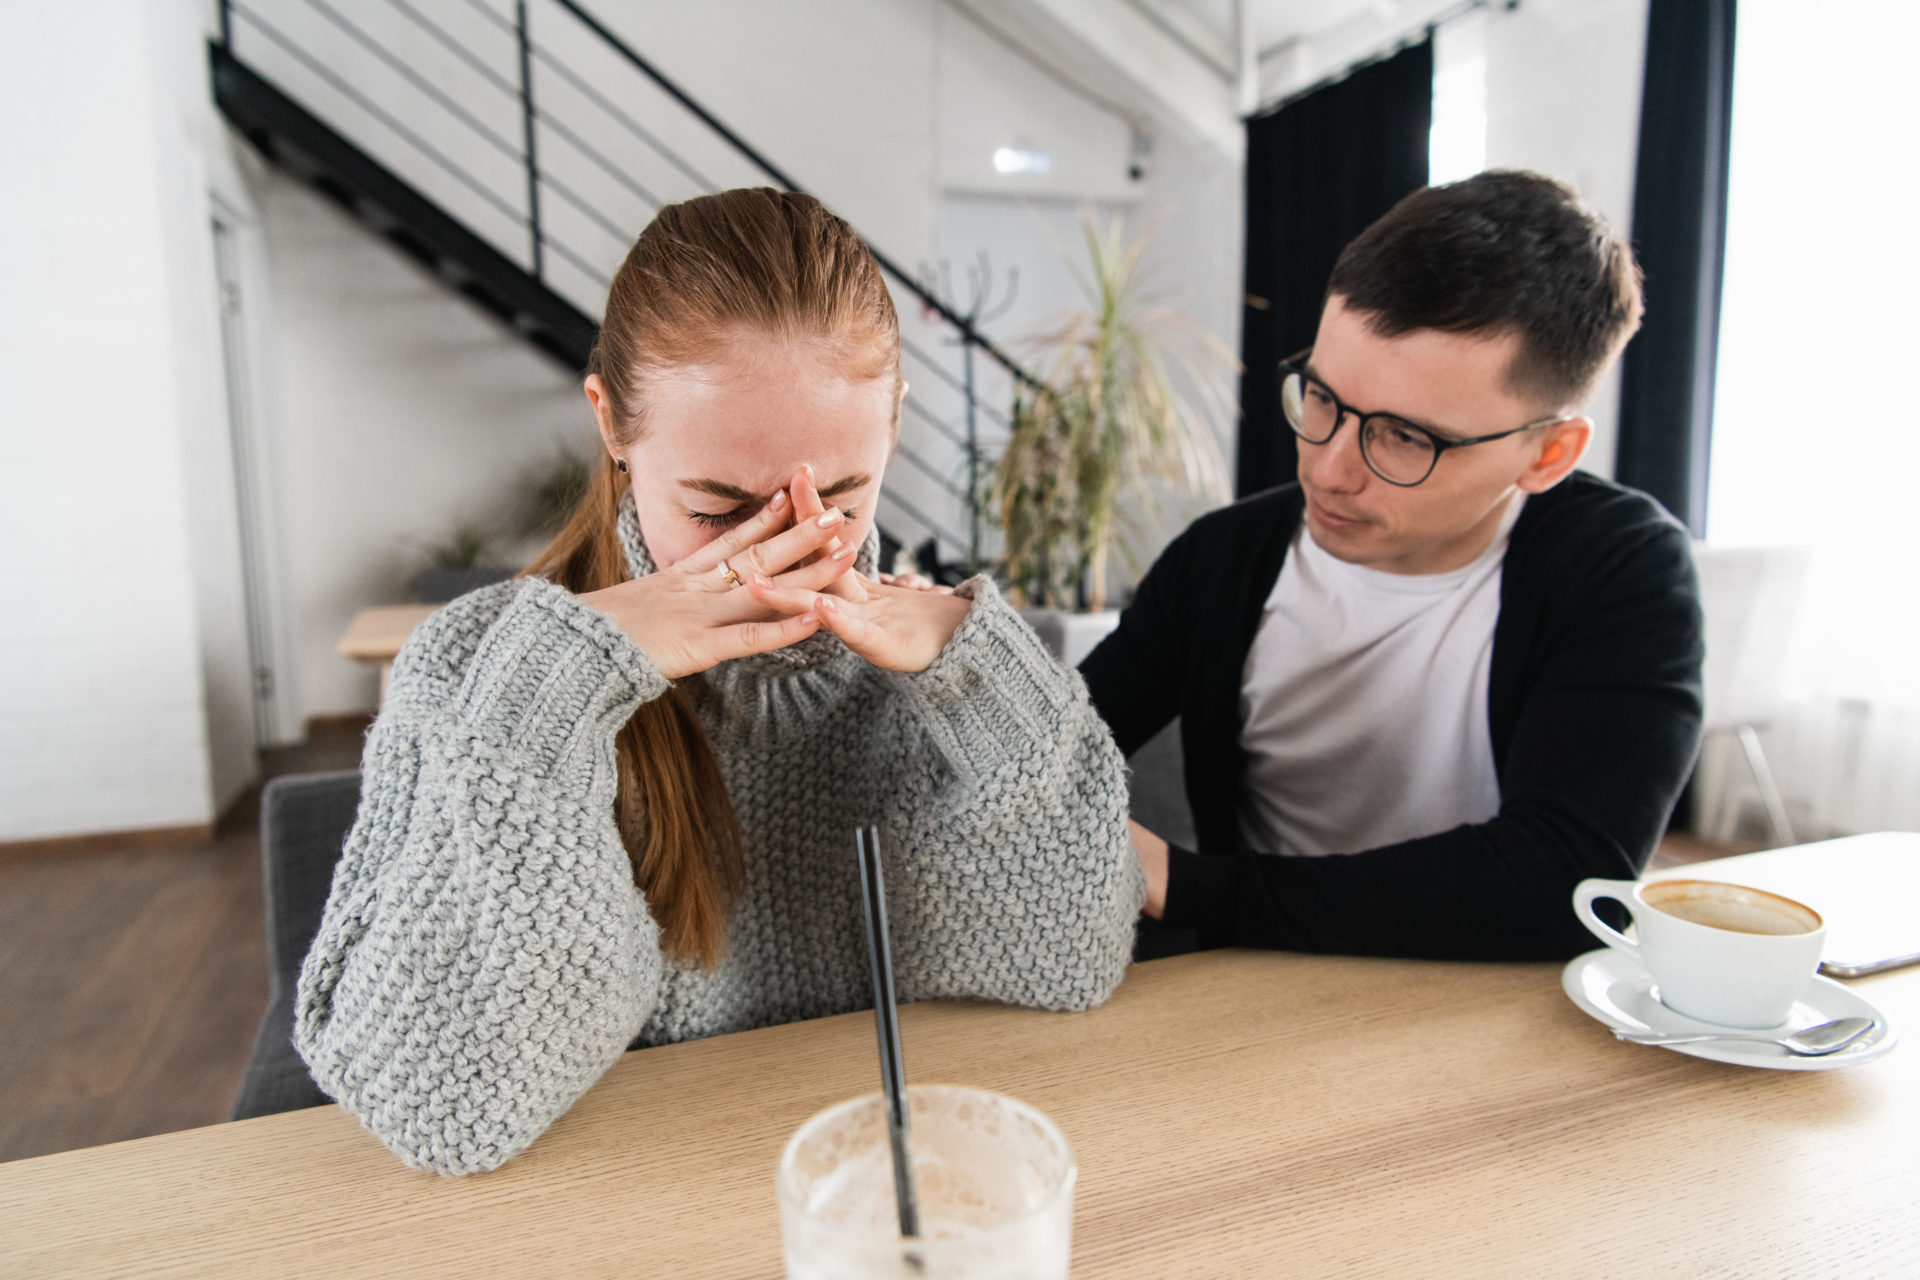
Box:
[776,1084,1075,1279]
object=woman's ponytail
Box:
[525,186,898,968]
[524,456,745,969]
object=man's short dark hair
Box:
[1326,170,1644,408]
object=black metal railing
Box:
[216,0,1041,570]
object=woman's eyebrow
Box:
[677,472,872,502]
[816,473,871,498]
[677,478,758,502]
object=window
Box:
[1703,0,1920,835]
[1429,10,1488,184]
[1709,1,1920,707]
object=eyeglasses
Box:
[1278,351,1568,488]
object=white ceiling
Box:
[1137,0,1454,72]
[956,0,1469,156]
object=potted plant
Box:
[515,444,592,544]
[412,519,514,604]
[990,215,1231,662]
[411,447,593,604]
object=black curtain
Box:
[1615,0,1737,537]
[1237,40,1431,498]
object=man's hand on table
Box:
[1129,819,1169,919]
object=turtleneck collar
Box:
[615,487,877,675]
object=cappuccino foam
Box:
[1645,881,1819,936]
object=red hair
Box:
[525,188,899,967]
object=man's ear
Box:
[1517,416,1593,494]
[584,374,622,462]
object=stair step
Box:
[210,43,599,371]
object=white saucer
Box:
[1561,948,1899,1071]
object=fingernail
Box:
[826,536,844,553]
[803,463,816,483]
[833,543,855,561]
[769,489,788,512]
[751,574,772,590]
[817,509,843,527]
[802,609,820,625]
[817,596,838,614]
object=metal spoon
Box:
[1613,1015,1877,1055]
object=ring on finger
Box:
[717,559,743,589]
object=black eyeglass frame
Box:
[1277,350,1571,488]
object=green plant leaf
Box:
[990,213,1232,610]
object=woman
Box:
[294,188,1143,1177]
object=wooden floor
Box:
[0,745,1746,1166]
[0,732,365,1166]
[0,821,266,1163]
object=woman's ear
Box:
[1517,417,1593,494]
[584,374,623,462]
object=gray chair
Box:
[229,769,361,1121]
[1127,721,1197,852]
[1126,722,1200,960]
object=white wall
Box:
[0,0,252,839]
[227,0,1242,702]
[231,0,948,317]
[244,161,588,719]
[927,9,1243,588]
[571,0,945,271]
[1478,0,1649,478]
[939,121,1244,590]
[935,2,1143,202]
[159,1,263,819]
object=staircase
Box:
[210,0,1037,573]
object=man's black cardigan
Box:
[1081,472,1705,961]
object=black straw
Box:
[856,825,920,1244]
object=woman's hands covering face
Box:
[580,476,852,679]
[582,467,971,677]
[744,467,972,673]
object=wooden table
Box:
[336,604,435,701]
[3,862,1916,1277]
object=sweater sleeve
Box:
[879,578,1145,1012]
[294,579,669,1176]
[1161,514,1706,961]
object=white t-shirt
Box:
[1236,497,1525,857]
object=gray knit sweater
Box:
[294,499,1143,1176]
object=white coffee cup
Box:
[1572,878,1826,1028]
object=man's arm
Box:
[1146,516,1704,962]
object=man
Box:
[1082,170,1704,961]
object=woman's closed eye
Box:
[689,506,857,528]
[688,506,753,528]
